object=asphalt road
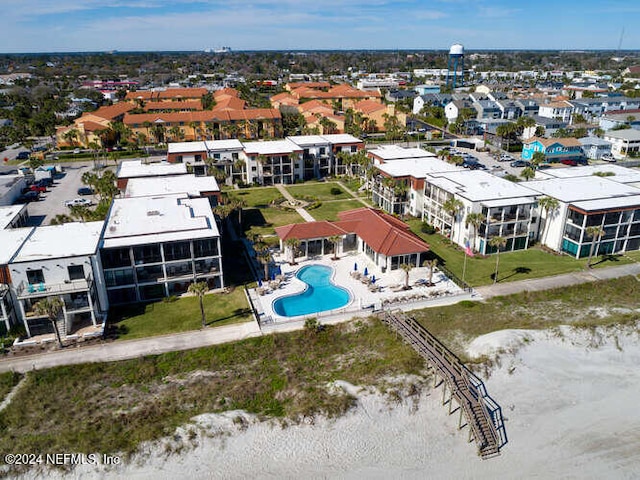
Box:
[26,163,98,226]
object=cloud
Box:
[477,7,520,18]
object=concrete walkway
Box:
[275,184,316,222]
[336,180,370,206]
[1,262,638,374]
[475,262,640,299]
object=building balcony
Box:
[16,276,92,300]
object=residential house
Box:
[473,100,503,120]
[598,109,640,131]
[578,137,613,160]
[100,194,223,305]
[521,137,585,163]
[56,103,134,148]
[603,129,640,159]
[445,99,474,123]
[521,115,568,138]
[0,228,31,334]
[538,100,574,123]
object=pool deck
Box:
[249,251,473,328]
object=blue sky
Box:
[0,0,638,53]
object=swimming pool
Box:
[272,264,350,317]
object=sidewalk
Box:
[1,262,638,374]
[275,184,316,222]
[335,180,369,206]
[474,262,640,299]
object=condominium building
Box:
[8,222,108,339]
[100,194,223,305]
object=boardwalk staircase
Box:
[379,310,507,459]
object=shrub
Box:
[330,187,342,195]
[421,223,436,234]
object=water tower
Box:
[446,43,465,89]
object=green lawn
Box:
[109,288,253,340]
[229,187,283,207]
[407,219,635,287]
[243,207,304,237]
[285,182,350,201]
[310,199,367,221]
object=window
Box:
[164,241,192,261]
[105,268,134,287]
[101,248,131,269]
[213,153,221,159]
[133,244,162,264]
[27,269,45,285]
[232,153,239,160]
[351,146,357,153]
[194,239,218,257]
[67,265,85,281]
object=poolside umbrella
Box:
[354,263,358,271]
[258,279,262,287]
[372,275,376,284]
[271,272,276,280]
[364,267,368,276]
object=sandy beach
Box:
[25,323,640,480]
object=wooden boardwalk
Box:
[380,310,507,458]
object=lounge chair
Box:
[38,283,46,292]
[27,284,35,294]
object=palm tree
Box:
[489,236,507,284]
[465,212,485,253]
[284,237,300,265]
[188,121,200,141]
[257,248,272,281]
[327,235,342,260]
[33,297,64,348]
[399,263,413,289]
[423,258,438,286]
[188,281,209,328]
[585,225,605,268]
[442,197,464,242]
[537,196,560,246]
[521,166,536,181]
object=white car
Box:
[601,153,616,162]
[65,198,92,208]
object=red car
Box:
[29,184,47,193]
[560,159,578,166]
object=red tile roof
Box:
[275,207,429,257]
[354,99,385,114]
[89,103,134,120]
[143,100,202,111]
[123,108,281,125]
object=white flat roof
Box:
[377,157,460,179]
[124,174,219,198]
[526,176,640,204]
[572,195,640,211]
[427,170,538,203]
[204,139,244,151]
[369,145,436,161]
[102,194,219,248]
[287,135,330,147]
[117,160,188,179]
[318,134,363,144]
[535,164,640,184]
[167,141,207,154]
[0,204,27,230]
[243,139,302,155]
[0,227,33,264]
[12,222,104,263]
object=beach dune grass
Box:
[0,320,424,459]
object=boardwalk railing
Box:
[379,310,507,458]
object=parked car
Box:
[498,154,513,162]
[64,198,92,207]
[560,159,579,166]
[16,191,40,203]
[601,153,616,162]
[28,184,47,193]
[77,187,94,196]
[36,178,53,188]
[510,160,531,168]
[16,151,30,160]
[462,159,481,169]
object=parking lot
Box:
[25,162,98,226]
